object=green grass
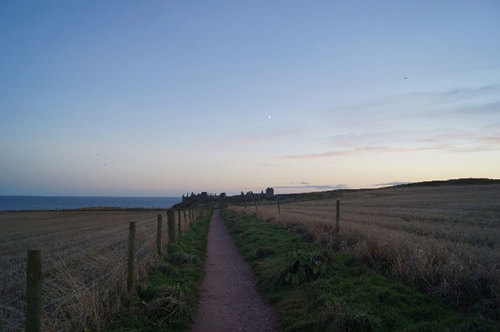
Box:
[107,210,212,331]
[222,209,472,331]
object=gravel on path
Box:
[192,210,278,332]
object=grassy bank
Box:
[222,209,471,331]
[108,209,212,331]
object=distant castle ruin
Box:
[180,187,275,206]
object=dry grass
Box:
[230,184,500,322]
[0,210,187,331]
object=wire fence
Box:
[0,207,207,331]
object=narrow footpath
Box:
[192,210,278,332]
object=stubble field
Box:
[231,184,500,324]
[0,210,174,331]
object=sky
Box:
[1,0,499,196]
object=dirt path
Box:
[192,210,278,332]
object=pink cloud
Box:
[279,145,449,159]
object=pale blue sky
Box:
[1,1,499,196]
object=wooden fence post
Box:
[183,210,187,229]
[255,201,258,212]
[177,209,182,236]
[244,201,247,210]
[157,214,162,256]
[127,222,136,293]
[26,249,42,332]
[277,200,281,216]
[167,209,176,243]
[336,200,340,233]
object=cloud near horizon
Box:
[279,145,448,159]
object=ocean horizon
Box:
[0,195,182,211]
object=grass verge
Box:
[108,209,212,331]
[222,209,474,331]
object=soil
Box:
[192,210,278,332]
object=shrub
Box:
[167,252,198,266]
[278,250,333,285]
[253,247,275,259]
[153,263,178,276]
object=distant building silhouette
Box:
[180,187,275,206]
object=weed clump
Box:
[279,250,333,285]
[145,285,192,326]
[167,251,199,266]
[153,263,178,276]
[254,247,275,259]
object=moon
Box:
[268,114,272,120]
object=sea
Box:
[0,196,181,211]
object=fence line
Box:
[157,214,162,257]
[26,250,42,332]
[22,206,208,330]
[336,200,340,232]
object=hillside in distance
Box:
[273,178,500,202]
